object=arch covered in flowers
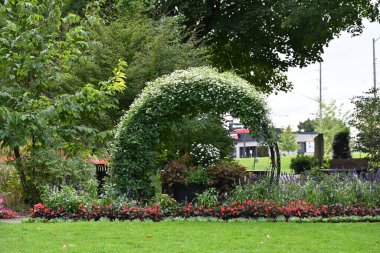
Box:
[113,67,278,197]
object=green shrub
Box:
[98,179,119,205]
[195,188,218,208]
[227,178,273,204]
[154,193,177,211]
[0,163,24,210]
[40,179,98,212]
[290,155,318,174]
[161,155,210,187]
[13,149,95,203]
[186,167,209,185]
[332,129,352,159]
[207,161,246,193]
[161,159,188,187]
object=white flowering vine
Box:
[112,67,276,198]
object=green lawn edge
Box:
[1,221,379,253]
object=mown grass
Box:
[1,221,379,253]
[235,153,366,173]
[235,156,292,172]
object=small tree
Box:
[332,129,352,159]
[315,100,349,154]
[279,126,299,155]
[351,89,380,168]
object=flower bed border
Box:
[31,200,380,222]
[23,215,380,223]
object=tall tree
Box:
[156,0,379,93]
[279,126,299,155]
[67,15,209,120]
[0,0,127,202]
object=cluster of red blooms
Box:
[0,197,16,219]
[31,202,162,221]
[31,200,380,221]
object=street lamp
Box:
[372,37,380,98]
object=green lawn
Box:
[235,156,292,172]
[1,222,379,252]
[235,153,367,173]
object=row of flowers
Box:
[0,197,16,219]
[31,200,380,222]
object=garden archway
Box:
[113,67,278,197]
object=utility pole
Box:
[319,62,322,129]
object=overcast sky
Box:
[268,21,380,130]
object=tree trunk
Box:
[269,145,276,184]
[274,143,281,183]
[13,147,28,200]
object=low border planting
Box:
[30,200,380,222]
[0,197,16,219]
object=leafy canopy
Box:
[0,0,125,156]
[297,118,317,133]
[0,0,127,202]
[156,0,379,93]
[65,15,209,121]
[113,67,275,198]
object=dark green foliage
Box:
[186,167,209,185]
[332,130,352,159]
[290,155,318,174]
[160,114,234,161]
[68,16,209,121]
[16,149,95,203]
[156,0,379,93]
[297,118,317,132]
[206,161,246,193]
[0,0,128,203]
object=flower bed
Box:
[31,200,380,222]
[0,197,16,219]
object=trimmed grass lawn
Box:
[235,156,292,172]
[235,153,367,173]
[1,222,379,252]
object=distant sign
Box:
[229,133,238,140]
[306,142,315,153]
[231,128,250,134]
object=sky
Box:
[268,21,380,130]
